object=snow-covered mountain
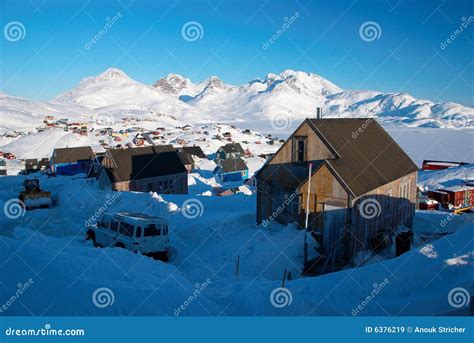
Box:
[1,67,473,133]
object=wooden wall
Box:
[110,172,188,194]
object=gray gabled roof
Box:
[180,146,206,159]
[307,118,418,196]
[219,158,248,173]
[220,143,245,154]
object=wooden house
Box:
[176,146,208,172]
[50,146,94,176]
[98,145,188,194]
[255,118,418,268]
[214,158,249,182]
[177,151,195,172]
[428,184,474,209]
[215,143,245,161]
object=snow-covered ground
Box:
[0,156,472,316]
[0,67,472,316]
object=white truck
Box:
[86,212,170,261]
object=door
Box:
[108,219,119,246]
[95,217,109,245]
[323,205,346,258]
[260,193,272,224]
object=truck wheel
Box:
[153,251,169,262]
[86,230,98,247]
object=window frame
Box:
[292,136,307,163]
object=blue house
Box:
[214,158,249,182]
[50,146,94,176]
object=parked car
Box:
[86,212,170,260]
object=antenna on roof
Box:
[316,107,322,119]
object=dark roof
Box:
[219,158,248,173]
[52,146,94,164]
[220,143,245,154]
[25,159,38,170]
[180,146,206,159]
[307,118,418,196]
[103,145,186,182]
[177,151,194,166]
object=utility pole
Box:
[303,163,312,270]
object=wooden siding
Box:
[268,122,335,165]
[350,171,417,260]
[101,172,188,194]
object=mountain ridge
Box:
[0,67,472,133]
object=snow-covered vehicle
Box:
[18,179,52,210]
[86,212,170,261]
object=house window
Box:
[293,137,307,162]
[399,182,410,199]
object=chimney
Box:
[316,107,322,119]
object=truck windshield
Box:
[144,224,161,237]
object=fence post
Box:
[235,255,240,281]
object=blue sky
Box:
[0,0,473,106]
